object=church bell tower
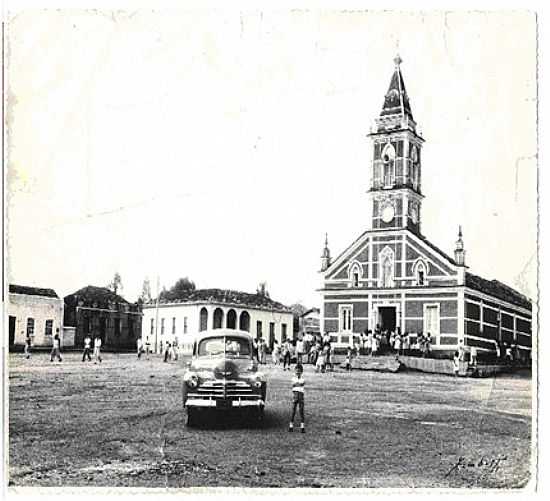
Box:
[367,55,424,234]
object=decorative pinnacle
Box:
[394,54,402,67]
[458,225,463,239]
[324,232,329,247]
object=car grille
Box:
[189,380,257,400]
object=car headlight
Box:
[254,380,262,388]
[185,374,199,388]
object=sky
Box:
[6,9,537,308]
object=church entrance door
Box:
[378,306,396,332]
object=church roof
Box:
[465,272,531,310]
[9,284,59,298]
[147,288,292,313]
[380,55,414,120]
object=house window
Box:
[161,318,165,335]
[115,318,121,336]
[353,271,359,287]
[339,305,353,332]
[128,319,134,337]
[26,318,35,337]
[423,304,440,339]
[256,321,263,339]
[150,318,154,335]
[282,323,287,341]
[172,317,176,334]
[183,317,188,334]
[45,319,53,337]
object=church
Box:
[319,56,532,360]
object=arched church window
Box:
[379,247,394,288]
[413,260,428,286]
[382,144,396,188]
[349,262,362,288]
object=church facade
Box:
[319,56,532,360]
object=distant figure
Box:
[282,339,292,371]
[494,340,501,362]
[145,337,151,357]
[296,337,304,364]
[82,334,92,362]
[50,333,62,362]
[469,346,477,367]
[259,339,267,364]
[137,337,143,359]
[24,332,32,359]
[453,351,460,377]
[458,340,466,361]
[345,347,352,372]
[394,334,402,356]
[371,335,379,357]
[93,335,103,364]
[402,333,410,355]
[289,363,305,433]
[164,342,172,362]
[272,340,280,365]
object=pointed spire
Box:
[380,55,413,120]
[321,233,331,271]
[455,225,465,266]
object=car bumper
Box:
[186,398,265,408]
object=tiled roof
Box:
[465,272,531,310]
[64,285,129,306]
[9,284,59,298]
[147,288,291,312]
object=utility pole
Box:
[154,275,160,354]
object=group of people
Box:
[252,338,269,364]
[356,329,433,358]
[82,334,103,363]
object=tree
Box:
[108,272,123,295]
[290,303,308,336]
[159,277,196,301]
[256,281,270,298]
[139,278,152,303]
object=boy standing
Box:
[24,332,32,359]
[93,335,103,364]
[289,363,305,433]
[50,333,62,362]
[82,334,92,362]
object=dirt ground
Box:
[8,352,532,489]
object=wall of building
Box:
[323,289,459,350]
[73,307,142,350]
[7,293,64,347]
[463,290,532,358]
[141,302,293,353]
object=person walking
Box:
[259,339,267,364]
[371,334,379,357]
[50,332,62,362]
[470,346,478,367]
[93,335,103,364]
[82,334,92,362]
[345,347,352,372]
[394,334,402,356]
[137,337,143,359]
[24,332,32,359]
[289,363,306,433]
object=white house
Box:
[141,288,293,354]
[8,284,65,349]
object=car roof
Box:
[194,329,254,342]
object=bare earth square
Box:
[8,353,531,489]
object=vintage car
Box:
[181,329,267,426]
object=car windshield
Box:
[197,336,251,358]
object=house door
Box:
[9,316,16,347]
[378,307,396,332]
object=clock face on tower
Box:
[381,204,395,223]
